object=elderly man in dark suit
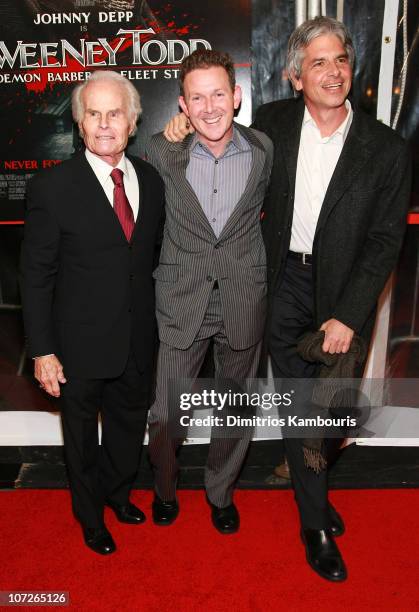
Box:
[21,71,165,555]
[163,17,411,581]
[146,50,273,535]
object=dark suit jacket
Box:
[21,152,165,379]
[252,98,411,344]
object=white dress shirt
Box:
[85,149,140,221]
[290,100,353,254]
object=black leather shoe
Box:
[301,528,347,582]
[83,527,116,555]
[328,503,345,537]
[152,495,179,526]
[210,502,239,534]
[106,500,146,524]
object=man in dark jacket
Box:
[21,71,165,555]
[252,17,411,582]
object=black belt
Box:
[288,251,312,265]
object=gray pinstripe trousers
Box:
[148,286,262,508]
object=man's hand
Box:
[320,319,354,354]
[34,354,67,398]
[163,112,194,142]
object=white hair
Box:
[71,70,142,135]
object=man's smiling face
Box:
[79,80,135,167]
[291,33,352,114]
[179,66,241,155]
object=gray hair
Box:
[287,16,355,80]
[72,70,142,135]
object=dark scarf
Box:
[296,331,367,473]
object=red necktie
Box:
[110,168,135,242]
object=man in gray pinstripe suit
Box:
[146,50,273,533]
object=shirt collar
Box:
[85,149,129,186]
[230,125,244,151]
[303,99,353,142]
[190,125,244,157]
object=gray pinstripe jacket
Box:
[147,122,273,350]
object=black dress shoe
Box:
[210,502,239,534]
[152,495,179,526]
[328,503,345,537]
[301,528,347,582]
[83,527,116,555]
[106,500,146,524]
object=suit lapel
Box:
[166,135,215,235]
[128,156,144,243]
[74,151,109,208]
[314,111,375,238]
[218,123,266,240]
[73,154,126,243]
[77,152,146,244]
[280,99,305,199]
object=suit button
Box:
[269,268,274,273]
[283,192,288,198]
[128,245,133,250]
[130,273,135,280]
[214,244,220,249]
[207,275,213,282]
[128,308,132,313]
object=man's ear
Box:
[233,85,242,110]
[289,70,303,92]
[128,119,137,137]
[178,96,190,117]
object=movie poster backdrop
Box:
[0,0,251,223]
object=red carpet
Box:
[1,489,419,611]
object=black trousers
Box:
[269,256,333,530]
[60,352,151,528]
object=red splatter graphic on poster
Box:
[0,0,251,221]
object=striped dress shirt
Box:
[186,127,252,238]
